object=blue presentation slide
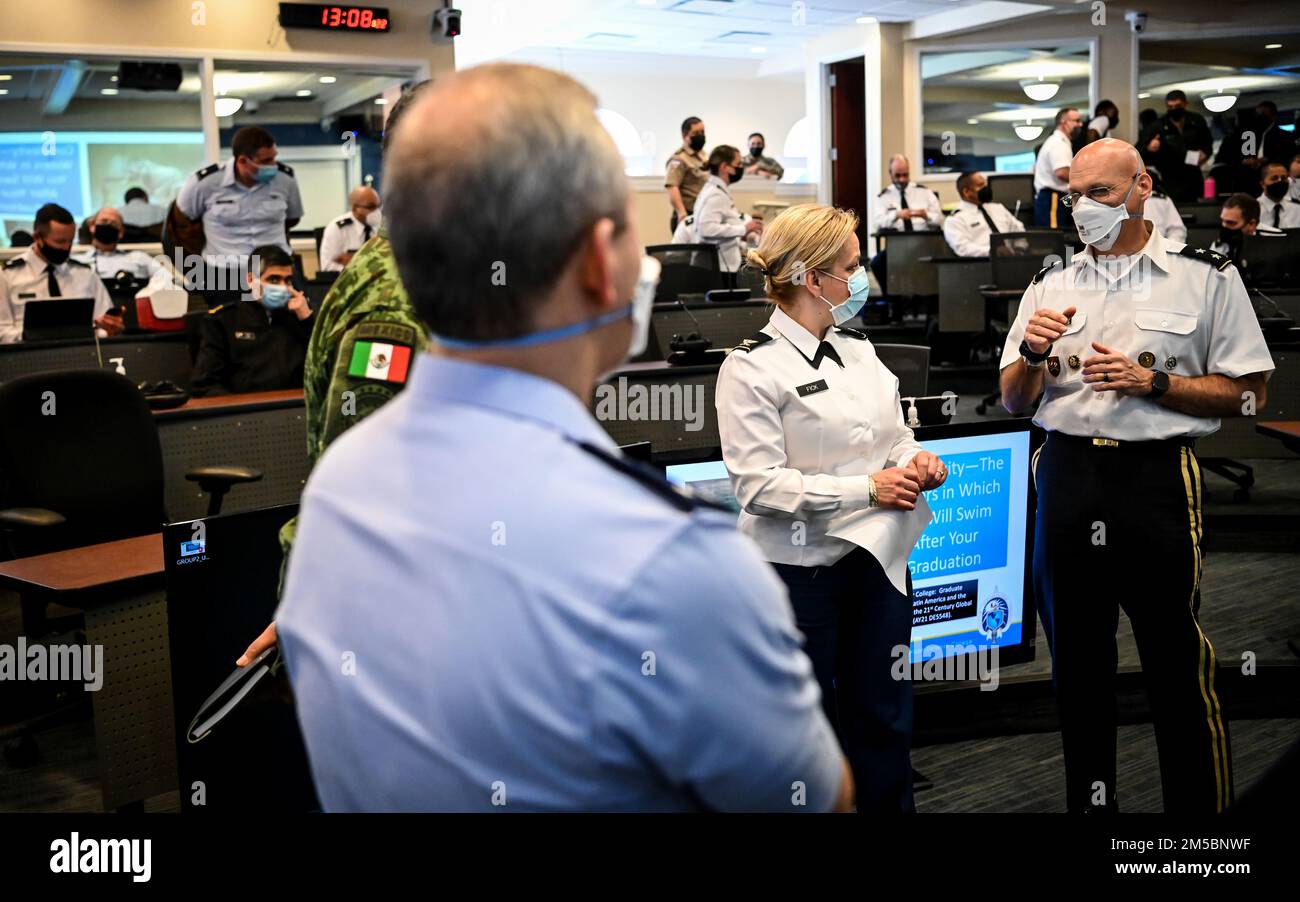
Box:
[0,131,204,240]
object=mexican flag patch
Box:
[348,340,411,383]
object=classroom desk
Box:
[0,332,192,387]
[155,389,309,521]
[0,534,174,811]
[1256,421,1300,455]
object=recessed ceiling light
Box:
[101,88,118,95]
[110,75,118,82]
[1138,92,1151,99]
[1265,43,1282,49]
[319,75,337,84]
[0,89,8,95]
[0,74,12,81]
[750,46,767,53]
[967,118,979,125]
[297,89,312,97]
[856,16,877,24]
[374,97,388,105]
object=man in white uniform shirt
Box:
[74,207,175,293]
[1000,139,1273,814]
[943,170,1025,257]
[869,155,942,316]
[318,185,381,272]
[0,204,120,343]
[1257,162,1300,230]
[1033,107,1083,230]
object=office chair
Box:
[0,369,261,765]
[312,226,326,264]
[646,243,725,303]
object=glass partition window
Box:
[0,53,203,245]
[920,46,1091,175]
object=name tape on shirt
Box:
[796,379,829,397]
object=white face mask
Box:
[627,256,661,359]
[1072,174,1140,251]
[365,208,382,229]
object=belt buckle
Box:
[1092,438,1120,448]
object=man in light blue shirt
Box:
[175,126,302,268]
[276,62,851,813]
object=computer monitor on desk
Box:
[988,230,1067,293]
[592,362,720,463]
[1241,231,1300,288]
[666,418,1039,668]
[164,503,318,812]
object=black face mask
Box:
[729,167,744,185]
[893,179,908,191]
[1265,180,1290,201]
[93,223,120,245]
[1168,107,1185,123]
[976,185,993,205]
[39,242,70,265]
[750,145,764,157]
[1219,226,1242,245]
[689,134,706,152]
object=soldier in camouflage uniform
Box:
[238,82,431,667]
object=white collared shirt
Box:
[0,247,113,343]
[1143,193,1187,244]
[693,174,748,272]
[318,212,374,272]
[873,182,944,232]
[1000,224,1274,441]
[942,200,1025,257]
[716,306,923,567]
[1256,192,1300,229]
[1033,129,1073,194]
[74,246,165,281]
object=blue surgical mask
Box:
[260,284,292,309]
[255,163,277,184]
[816,265,870,325]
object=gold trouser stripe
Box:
[1049,192,1059,229]
[1181,447,1229,811]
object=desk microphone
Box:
[668,298,713,362]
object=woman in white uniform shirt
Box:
[693,145,762,280]
[715,204,947,813]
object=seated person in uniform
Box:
[190,244,314,396]
[74,207,174,292]
[1210,193,1276,265]
[942,170,1026,257]
[319,185,381,272]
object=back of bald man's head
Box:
[382,62,629,343]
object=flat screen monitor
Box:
[666,418,1038,668]
[21,297,95,342]
[163,502,318,812]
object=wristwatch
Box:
[1019,339,1050,367]
[1148,370,1170,400]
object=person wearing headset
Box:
[715,203,947,813]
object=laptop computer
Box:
[20,297,95,341]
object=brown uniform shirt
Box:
[665,145,710,214]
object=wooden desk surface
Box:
[0,533,163,596]
[154,388,303,420]
[1256,421,1300,444]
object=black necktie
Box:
[814,341,843,369]
[979,205,1001,234]
[45,265,61,297]
[363,223,372,242]
[899,188,914,232]
[1274,204,1282,229]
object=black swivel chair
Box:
[0,369,261,765]
[646,243,725,303]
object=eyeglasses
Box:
[1062,173,1137,209]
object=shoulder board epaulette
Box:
[194,162,220,180]
[68,258,90,268]
[877,187,890,196]
[276,161,295,177]
[1289,198,1300,205]
[1151,190,1167,199]
[834,326,868,340]
[731,332,773,353]
[1031,260,1063,285]
[206,303,232,314]
[574,440,727,514]
[335,216,352,228]
[1179,245,1234,271]
[2,256,26,269]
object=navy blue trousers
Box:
[773,547,915,814]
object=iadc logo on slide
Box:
[49,833,151,882]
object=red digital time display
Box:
[279,4,391,32]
